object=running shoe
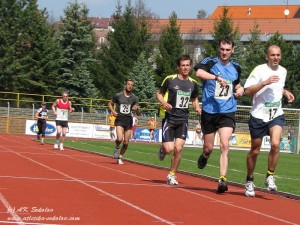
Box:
[114,147,120,158]
[245,181,256,197]
[117,158,124,165]
[217,178,228,193]
[265,175,277,191]
[60,143,64,151]
[54,144,58,149]
[167,174,178,185]
[158,146,166,161]
[197,153,210,169]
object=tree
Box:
[129,52,157,108]
[203,7,240,57]
[289,45,300,108]
[94,0,151,99]
[242,23,265,76]
[154,11,183,86]
[197,9,207,19]
[238,22,265,105]
[0,0,60,94]
[133,0,157,19]
[57,1,98,100]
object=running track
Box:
[0,134,299,225]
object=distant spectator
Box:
[147,117,157,143]
[35,102,48,145]
[107,112,116,141]
[131,114,138,142]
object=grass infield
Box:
[52,139,300,197]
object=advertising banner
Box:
[25,120,56,136]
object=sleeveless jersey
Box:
[56,99,70,121]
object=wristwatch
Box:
[215,74,220,80]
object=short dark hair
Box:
[125,79,134,84]
[219,35,234,48]
[177,54,192,66]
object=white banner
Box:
[25,120,111,140]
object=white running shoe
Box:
[60,143,64,151]
[167,174,178,185]
[117,158,124,165]
[54,144,58,149]
[265,175,277,191]
[245,181,256,197]
[114,147,120,158]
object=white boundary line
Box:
[0,146,177,225]
[0,135,299,225]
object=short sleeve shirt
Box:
[244,63,286,122]
[159,75,199,120]
[112,91,139,118]
[37,108,48,121]
[194,57,241,114]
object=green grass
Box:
[53,139,300,197]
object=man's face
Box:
[218,41,234,62]
[125,81,134,92]
[178,59,191,76]
[266,46,281,69]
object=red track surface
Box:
[0,134,299,225]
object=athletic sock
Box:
[266,170,274,178]
[246,176,254,182]
[219,176,226,181]
[169,171,175,176]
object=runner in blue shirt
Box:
[194,36,244,193]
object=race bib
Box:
[175,90,191,108]
[214,81,233,100]
[57,108,69,121]
[263,101,280,122]
[41,112,47,119]
[120,104,131,114]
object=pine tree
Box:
[154,11,183,86]
[57,1,98,100]
[289,45,300,108]
[203,7,240,58]
[128,52,157,108]
[95,0,151,99]
[0,0,60,94]
[238,23,265,105]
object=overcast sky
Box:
[37,0,298,20]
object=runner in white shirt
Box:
[243,45,294,197]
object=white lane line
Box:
[178,188,298,225]
[0,175,167,187]
[1,147,177,225]
[0,192,25,225]
[1,136,298,225]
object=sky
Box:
[37,0,298,20]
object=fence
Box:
[0,91,299,153]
